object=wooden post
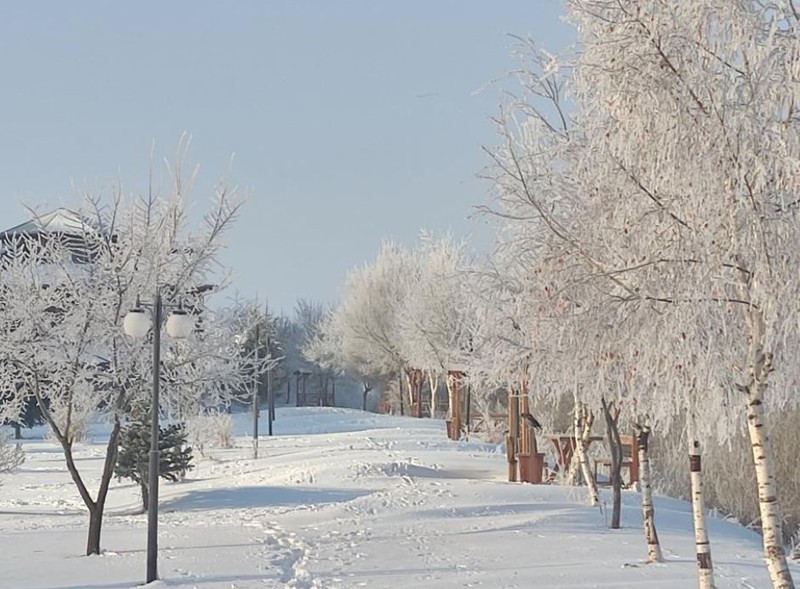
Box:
[517,373,542,483]
[507,387,519,482]
[519,377,531,456]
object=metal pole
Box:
[252,321,259,459]
[267,336,274,436]
[147,292,162,584]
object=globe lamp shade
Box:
[123,308,151,339]
[166,309,194,339]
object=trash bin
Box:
[517,452,545,484]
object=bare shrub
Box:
[0,433,24,474]
[185,411,234,457]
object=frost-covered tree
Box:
[0,148,257,555]
[396,233,474,424]
[565,3,799,585]
[271,299,333,406]
[486,2,800,585]
[318,242,416,413]
[305,308,382,411]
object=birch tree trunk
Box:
[574,403,599,506]
[427,371,439,419]
[690,440,716,589]
[746,392,794,588]
[634,423,662,563]
[744,308,795,589]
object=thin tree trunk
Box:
[59,438,101,553]
[565,402,581,485]
[747,386,795,587]
[601,397,622,529]
[362,381,372,412]
[690,440,716,589]
[397,370,405,416]
[744,309,795,589]
[574,403,599,506]
[464,383,471,440]
[57,418,123,555]
[86,504,103,556]
[404,371,413,414]
[634,423,662,563]
[427,371,439,419]
[140,480,149,513]
[86,418,123,554]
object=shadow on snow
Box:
[161,485,370,512]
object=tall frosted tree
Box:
[487,2,798,586]
[315,242,416,412]
[567,2,799,586]
[396,234,474,424]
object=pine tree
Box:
[115,406,194,511]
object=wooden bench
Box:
[593,434,639,487]
[469,412,507,434]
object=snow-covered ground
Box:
[1,407,795,588]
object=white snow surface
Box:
[1,407,795,588]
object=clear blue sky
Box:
[0,1,572,314]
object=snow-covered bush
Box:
[0,433,24,474]
[185,410,234,457]
[45,404,92,445]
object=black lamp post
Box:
[252,321,260,459]
[123,292,194,584]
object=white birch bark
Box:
[690,440,716,589]
[574,403,599,506]
[427,371,439,419]
[746,393,794,588]
[634,423,662,563]
[404,371,413,412]
[745,309,795,589]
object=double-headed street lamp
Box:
[123,292,194,584]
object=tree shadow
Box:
[162,485,370,512]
